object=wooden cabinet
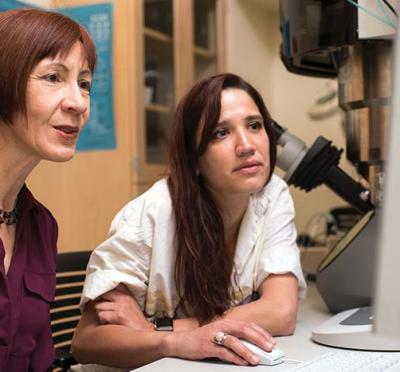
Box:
[24,0,225,252]
[134,0,226,193]
[194,0,222,80]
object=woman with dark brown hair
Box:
[0,8,96,371]
[73,73,306,368]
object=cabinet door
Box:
[143,0,175,166]
[193,0,219,81]
[133,0,175,193]
[27,0,134,252]
[135,0,225,194]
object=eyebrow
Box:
[245,114,264,122]
[217,114,264,127]
[42,62,92,76]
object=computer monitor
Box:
[373,19,400,340]
[311,23,400,351]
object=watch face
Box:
[155,317,173,331]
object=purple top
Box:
[0,185,58,371]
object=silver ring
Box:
[213,331,227,346]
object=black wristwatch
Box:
[154,317,174,331]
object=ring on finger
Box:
[213,331,228,346]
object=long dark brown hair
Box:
[168,73,277,323]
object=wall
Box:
[225,0,359,234]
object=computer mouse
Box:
[239,339,285,366]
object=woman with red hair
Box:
[0,8,96,371]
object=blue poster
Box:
[59,4,116,151]
[0,0,26,11]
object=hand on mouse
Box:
[162,318,275,366]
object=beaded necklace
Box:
[0,200,18,225]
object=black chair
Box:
[51,251,92,371]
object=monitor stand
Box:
[312,307,400,351]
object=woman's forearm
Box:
[173,317,199,331]
[73,325,170,368]
[223,297,297,336]
[224,274,299,336]
[72,304,172,369]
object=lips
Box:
[54,125,79,134]
[53,125,80,141]
[233,160,263,172]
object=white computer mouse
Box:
[239,339,285,366]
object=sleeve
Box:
[80,199,154,311]
[256,181,307,299]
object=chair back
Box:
[51,251,91,352]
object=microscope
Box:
[277,0,395,315]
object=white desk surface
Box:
[136,282,336,371]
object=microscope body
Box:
[279,0,395,313]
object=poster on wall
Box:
[0,0,25,11]
[59,3,116,151]
[0,1,116,152]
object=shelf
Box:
[145,103,171,114]
[140,0,222,170]
[144,27,173,44]
[194,46,215,59]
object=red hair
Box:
[0,8,97,125]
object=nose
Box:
[61,83,88,115]
[236,129,255,157]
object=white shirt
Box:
[81,174,306,318]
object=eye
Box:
[79,79,92,93]
[43,73,61,83]
[212,128,229,140]
[248,121,263,131]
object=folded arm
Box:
[173,273,298,335]
[72,302,167,368]
[72,285,276,369]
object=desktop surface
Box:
[135,283,335,371]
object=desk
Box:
[136,283,335,371]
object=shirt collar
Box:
[17,184,37,221]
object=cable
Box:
[345,0,396,29]
[383,0,398,17]
[377,0,397,26]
